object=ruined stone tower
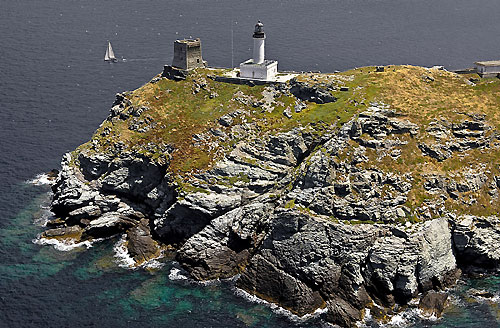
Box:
[171,38,206,70]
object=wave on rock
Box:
[26,173,56,186]
[113,234,136,268]
[168,266,189,281]
[112,234,165,270]
[233,287,328,323]
[33,235,95,251]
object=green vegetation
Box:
[72,65,500,217]
[284,199,296,209]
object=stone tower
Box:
[171,38,205,70]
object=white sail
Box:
[105,41,116,61]
[108,41,116,60]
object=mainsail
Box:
[105,41,116,61]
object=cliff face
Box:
[44,66,500,326]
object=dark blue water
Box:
[2,0,500,326]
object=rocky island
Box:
[43,65,500,327]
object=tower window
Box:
[197,59,200,63]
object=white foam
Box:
[192,273,241,286]
[33,194,55,227]
[359,306,427,328]
[361,308,372,323]
[33,235,95,251]
[142,259,165,270]
[167,264,241,285]
[472,292,500,303]
[385,308,422,327]
[112,234,136,268]
[233,287,328,323]
[26,173,56,186]
[169,267,188,281]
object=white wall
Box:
[484,65,500,73]
[240,61,278,80]
[253,38,265,64]
[476,65,500,76]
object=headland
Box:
[39,62,500,327]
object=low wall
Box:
[452,68,477,74]
[212,76,285,86]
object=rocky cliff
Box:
[43,65,500,326]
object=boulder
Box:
[83,212,137,239]
[126,218,161,264]
[42,225,83,240]
[418,291,448,317]
[290,81,337,104]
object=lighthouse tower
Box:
[240,21,278,81]
[253,21,265,64]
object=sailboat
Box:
[104,41,117,62]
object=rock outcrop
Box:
[235,211,457,326]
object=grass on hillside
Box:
[73,65,500,217]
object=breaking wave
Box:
[233,287,328,324]
[33,235,96,251]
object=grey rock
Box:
[237,210,379,319]
[101,154,166,199]
[83,212,137,239]
[51,153,99,216]
[237,211,457,324]
[42,225,83,239]
[153,202,213,245]
[78,152,111,181]
[238,253,325,316]
[290,81,337,104]
[218,114,233,127]
[452,215,500,270]
[419,143,452,161]
[178,202,274,280]
[418,291,448,317]
[126,218,160,264]
[283,106,292,119]
[68,205,102,221]
[301,151,334,188]
[294,100,307,113]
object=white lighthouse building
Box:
[240,21,278,81]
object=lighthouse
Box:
[240,21,278,81]
[253,21,265,64]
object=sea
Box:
[1,0,500,327]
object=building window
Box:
[197,59,200,63]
